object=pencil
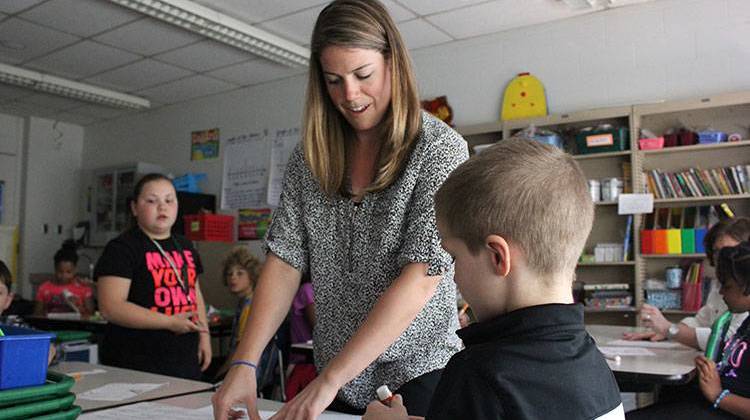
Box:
[458,303,469,317]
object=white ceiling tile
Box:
[94,18,201,56]
[380,0,417,22]
[0,0,45,14]
[207,59,305,86]
[85,59,193,92]
[22,93,90,111]
[20,0,139,37]
[0,83,33,101]
[398,19,453,50]
[397,0,488,16]
[136,75,237,104]
[426,0,593,40]
[0,18,79,64]
[25,40,141,79]
[258,5,327,45]
[154,40,252,72]
[0,100,58,118]
[192,0,329,23]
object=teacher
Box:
[212,0,467,418]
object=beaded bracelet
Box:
[230,360,258,371]
[713,389,730,409]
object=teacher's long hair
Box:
[303,0,422,197]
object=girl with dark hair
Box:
[34,240,94,316]
[94,173,211,379]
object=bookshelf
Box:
[457,90,750,327]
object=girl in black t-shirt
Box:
[94,173,211,379]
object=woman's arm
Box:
[211,253,302,420]
[97,276,205,334]
[273,262,441,419]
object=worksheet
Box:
[77,382,165,401]
[606,339,684,349]
[80,402,360,419]
[598,346,656,357]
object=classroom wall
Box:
[83,0,750,195]
[18,117,84,298]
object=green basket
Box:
[28,405,80,420]
[0,393,76,420]
[53,331,92,344]
[0,372,75,408]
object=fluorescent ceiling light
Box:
[108,0,310,68]
[0,62,150,110]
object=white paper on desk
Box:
[606,339,684,349]
[193,405,359,419]
[599,346,656,357]
[81,401,217,419]
[77,382,165,401]
[618,193,654,215]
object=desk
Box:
[52,361,213,413]
[79,391,358,419]
[24,315,107,336]
[587,325,700,387]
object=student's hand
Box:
[198,332,212,371]
[639,304,671,336]
[696,355,722,402]
[168,311,208,334]
[270,372,340,419]
[622,331,667,342]
[212,364,261,420]
[364,394,409,420]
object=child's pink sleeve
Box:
[35,282,51,303]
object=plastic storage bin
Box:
[645,289,682,310]
[0,371,78,419]
[575,127,629,154]
[184,214,234,242]
[638,137,664,150]
[0,325,55,390]
[697,131,727,144]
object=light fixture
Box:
[0,63,151,110]
[108,0,310,68]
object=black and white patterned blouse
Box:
[266,111,468,408]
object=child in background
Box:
[214,246,261,380]
[364,139,623,420]
[627,241,750,418]
[285,275,316,400]
[35,241,94,316]
[0,260,14,319]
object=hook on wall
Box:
[52,120,64,150]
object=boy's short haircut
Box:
[221,246,261,287]
[435,138,594,277]
[0,260,12,290]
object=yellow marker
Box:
[501,72,547,121]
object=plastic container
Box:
[0,393,75,419]
[184,214,234,242]
[697,131,727,144]
[0,371,74,409]
[601,177,623,201]
[173,172,207,193]
[0,325,55,390]
[588,179,601,202]
[645,289,682,310]
[575,126,629,154]
[531,133,563,149]
[638,137,664,150]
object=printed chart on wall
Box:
[221,131,268,209]
[267,127,300,206]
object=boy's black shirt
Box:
[426,303,621,420]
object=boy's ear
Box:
[486,235,511,277]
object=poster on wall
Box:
[238,208,273,240]
[191,128,220,161]
[267,127,300,206]
[221,131,268,209]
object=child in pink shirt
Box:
[35,242,94,316]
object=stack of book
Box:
[643,165,749,199]
[583,283,632,310]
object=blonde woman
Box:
[212,1,467,419]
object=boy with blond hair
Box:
[365,139,623,419]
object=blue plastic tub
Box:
[0,325,55,390]
[697,131,727,144]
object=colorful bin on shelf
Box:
[0,325,54,390]
[575,127,629,154]
[184,214,234,242]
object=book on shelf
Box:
[583,283,630,291]
[622,215,633,261]
[644,165,750,198]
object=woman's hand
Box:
[363,394,410,420]
[639,304,671,336]
[198,332,212,371]
[622,331,666,342]
[168,311,207,334]
[212,365,261,420]
[270,373,340,419]
[696,355,723,403]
